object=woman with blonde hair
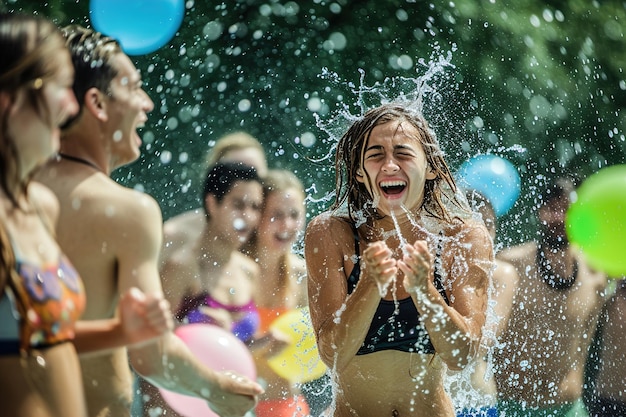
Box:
[243,169,311,417]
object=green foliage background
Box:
[3,0,625,246]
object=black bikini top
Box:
[347,225,450,355]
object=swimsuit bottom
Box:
[497,398,587,417]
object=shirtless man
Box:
[36,25,263,417]
[584,278,626,416]
[494,177,608,417]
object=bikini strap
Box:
[433,232,450,305]
[351,222,361,258]
[346,222,361,294]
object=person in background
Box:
[493,177,608,417]
[161,131,268,263]
[241,169,311,417]
[35,25,263,417]
[450,189,519,417]
[304,103,493,417]
[0,13,172,417]
[140,161,264,416]
[584,278,626,416]
[166,161,263,338]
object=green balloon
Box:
[566,165,626,278]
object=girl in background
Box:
[243,169,311,417]
[141,161,264,416]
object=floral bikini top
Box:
[0,254,86,354]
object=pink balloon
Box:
[159,324,256,417]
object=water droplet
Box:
[233,218,245,230]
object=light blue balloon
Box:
[90,0,185,56]
[456,155,521,216]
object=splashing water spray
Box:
[307,43,500,415]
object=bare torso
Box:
[160,210,204,266]
[306,212,492,417]
[594,282,626,400]
[495,242,607,406]
[329,351,453,417]
[161,234,258,321]
[36,161,165,416]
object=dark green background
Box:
[4,0,625,248]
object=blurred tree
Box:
[3,0,624,246]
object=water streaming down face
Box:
[305,50,503,414]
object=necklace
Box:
[536,245,578,291]
[57,153,103,173]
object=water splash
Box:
[315,45,457,154]
[308,45,501,416]
[233,217,246,231]
[390,210,409,257]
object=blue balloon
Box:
[90,0,185,56]
[456,155,521,216]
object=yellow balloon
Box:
[267,308,327,384]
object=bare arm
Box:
[290,254,309,309]
[304,214,388,371]
[73,287,173,354]
[399,222,493,370]
[110,191,263,416]
[491,260,519,338]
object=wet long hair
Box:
[0,13,66,295]
[331,103,461,223]
[0,13,66,207]
[60,24,121,129]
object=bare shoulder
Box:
[233,251,260,278]
[574,249,608,293]
[29,181,60,225]
[98,182,162,231]
[161,237,196,270]
[45,167,162,227]
[289,253,307,278]
[163,210,204,240]
[493,258,520,287]
[497,241,536,264]
[454,218,491,243]
[67,177,163,254]
[305,211,353,243]
[444,218,493,257]
[161,210,204,262]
